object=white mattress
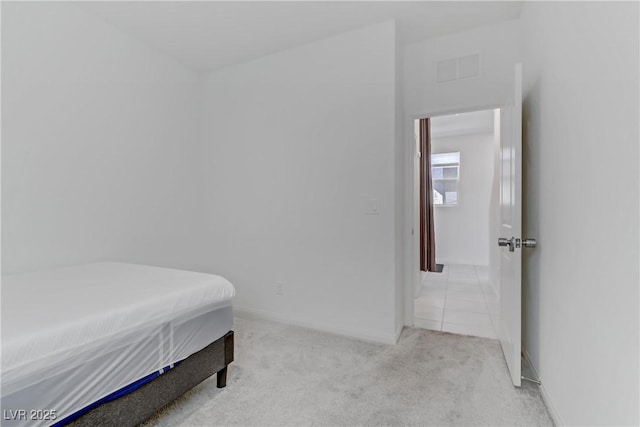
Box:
[1,262,235,427]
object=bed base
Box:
[67,330,234,427]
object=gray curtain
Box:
[419,118,437,272]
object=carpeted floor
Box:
[143,315,553,426]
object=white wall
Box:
[1,2,205,274]
[430,130,494,266]
[521,2,639,425]
[394,25,406,337]
[403,19,521,323]
[201,21,400,343]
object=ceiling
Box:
[78,1,522,72]
[431,109,496,138]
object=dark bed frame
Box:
[67,331,234,427]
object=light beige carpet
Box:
[144,315,553,426]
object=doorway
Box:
[413,108,501,339]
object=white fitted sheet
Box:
[1,262,235,427]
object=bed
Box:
[1,262,235,427]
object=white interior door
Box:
[498,63,523,387]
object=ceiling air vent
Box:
[436,58,458,83]
[436,53,480,83]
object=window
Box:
[432,152,460,206]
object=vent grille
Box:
[436,53,480,83]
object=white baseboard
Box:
[394,322,405,344]
[522,349,565,426]
[234,306,399,345]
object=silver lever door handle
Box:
[498,237,516,252]
[499,237,537,251]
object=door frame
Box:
[404,103,502,326]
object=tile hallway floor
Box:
[414,264,499,339]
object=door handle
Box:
[498,237,537,251]
[498,237,516,252]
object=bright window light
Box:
[432,151,459,206]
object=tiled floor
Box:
[414,264,499,339]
